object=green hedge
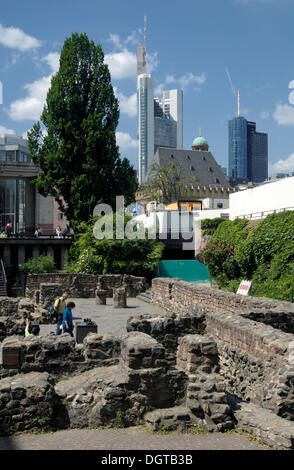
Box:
[200,212,294,302]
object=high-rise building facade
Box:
[228,116,248,181]
[137,39,183,185]
[154,89,183,155]
[228,117,268,184]
[137,81,183,184]
[137,73,154,184]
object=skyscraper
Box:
[228,117,268,184]
[154,89,183,155]
[137,73,154,184]
[136,19,183,185]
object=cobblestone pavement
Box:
[40,297,165,336]
[0,427,267,450]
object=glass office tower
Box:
[228,116,248,180]
[229,117,268,184]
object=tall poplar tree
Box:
[28,33,137,227]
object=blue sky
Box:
[0,0,294,176]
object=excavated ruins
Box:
[1,274,294,449]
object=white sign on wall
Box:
[236,280,252,296]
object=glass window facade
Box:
[228,117,248,180]
[229,117,268,183]
[0,180,25,233]
[0,150,31,163]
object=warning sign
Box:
[236,280,252,296]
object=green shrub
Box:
[66,214,164,282]
[201,218,227,236]
[200,219,250,288]
[200,211,294,302]
[20,255,56,274]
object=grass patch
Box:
[185,424,209,435]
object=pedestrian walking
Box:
[62,302,76,337]
[54,293,68,335]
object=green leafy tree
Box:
[140,157,198,204]
[28,33,137,227]
[66,214,164,282]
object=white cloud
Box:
[260,111,270,119]
[289,80,294,89]
[8,52,60,121]
[105,31,158,80]
[270,154,294,174]
[147,52,159,74]
[165,75,175,84]
[42,52,60,74]
[8,75,51,121]
[178,72,206,89]
[154,71,206,97]
[154,83,165,96]
[114,87,137,118]
[0,24,41,51]
[125,30,142,47]
[105,49,137,80]
[116,131,137,150]
[0,125,15,136]
[274,104,294,126]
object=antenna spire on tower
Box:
[144,15,147,50]
[238,90,240,117]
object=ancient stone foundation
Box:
[26,273,149,299]
[2,277,294,447]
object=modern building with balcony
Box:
[0,135,56,235]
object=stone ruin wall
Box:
[2,276,294,446]
[0,332,190,435]
[147,278,294,420]
[26,274,149,299]
[151,277,294,332]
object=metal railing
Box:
[0,259,7,295]
[237,206,294,220]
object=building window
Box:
[217,203,223,208]
[208,167,213,172]
[58,213,63,220]
[187,155,191,160]
[190,166,195,171]
[202,156,206,161]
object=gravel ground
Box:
[39,297,165,337]
[0,426,267,450]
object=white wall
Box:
[229,177,294,220]
[135,208,229,234]
[201,198,229,210]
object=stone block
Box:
[113,287,127,308]
[39,283,63,310]
[120,332,167,369]
[95,289,107,305]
